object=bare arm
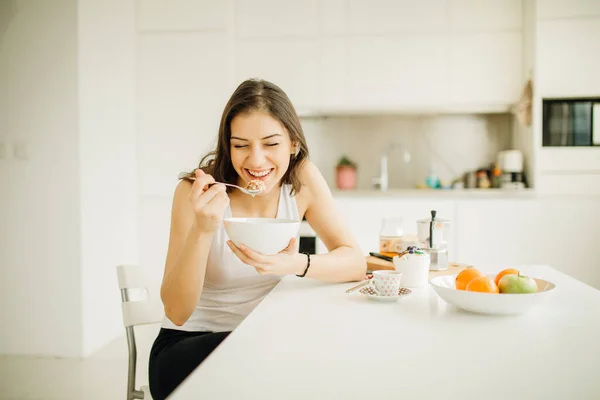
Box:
[299,162,366,282]
[160,170,229,326]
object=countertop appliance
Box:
[497,150,526,189]
[417,210,450,271]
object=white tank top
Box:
[162,184,300,332]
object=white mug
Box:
[370,270,402,296]
[393,253,430,288]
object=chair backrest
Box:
[116,264,164,327]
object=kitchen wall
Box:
[0,0,138,358]
[78,0,138,358]
[303,113,513,190]
[0,0,82,358]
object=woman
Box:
[149,78,366,399]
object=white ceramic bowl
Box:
[224,217,301,255]
[430,274,556,316]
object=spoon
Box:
[184,176,262,196]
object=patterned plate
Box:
[359,286,412,302]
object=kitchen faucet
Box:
[372,143,411,192]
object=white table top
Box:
[171,265,600,400]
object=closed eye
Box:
[232,143,279,148]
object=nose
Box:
[247,144,266,166]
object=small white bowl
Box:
[430,274,556,316]
[224,217,301,255]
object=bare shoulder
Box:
[171,179,194,218]
[296,160,332,210]
[174,178,193,200]
[300,160,327,188]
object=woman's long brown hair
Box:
[179,79,309,195]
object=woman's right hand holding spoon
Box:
[189,169,230,233]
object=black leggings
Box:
[148,328,230,400]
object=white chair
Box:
[116,264,165,400]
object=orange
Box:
[494,268,520,286]
[466,276,499,293]
[455,267,484,290]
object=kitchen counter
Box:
[171,265,600,399]
[332,188,538,199]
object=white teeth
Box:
[248,169,270,177]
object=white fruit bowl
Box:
[430,274,556,316]
[224,217,300,255]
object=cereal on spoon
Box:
[246,179,266,193]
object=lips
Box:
[245,168,273,181]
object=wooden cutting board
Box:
[366,256,471,278]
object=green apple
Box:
[498,274,538,294]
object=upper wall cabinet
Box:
[537,18,600,96]
[333,0,522,112]
[232,0,524,114]
[449,0,522,32]
[346,36,450,109]
[234,0,320,111]
[235,40,321,111]
[538,0,600,20]
[536,0,600,98]
[136,0,230,31]
[346,0,448,35]
[235,0,319,38]
[449,33,522,105]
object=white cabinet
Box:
[538,0,600,20]
[234,0,321,111]
[346,0,448,35]
[331,195,600,289]
[135,0,527,115]
[136,0,230,31]
[228,0,525,113]
[454,199,541,268]
[235,40,321,111]
[320,0,347,36]
[449,0,522,32]
[320,38,348,109]
[322,0,521,112]
[536,0,600,97]
[347,36,450,109]
[235,0,319,38]
[538,148,600,173]
[537,18,600,96]
[455,197,600,289]
[449,33,522,105]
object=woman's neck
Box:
[229,184,281,218]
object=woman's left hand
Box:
[227,238,306,276]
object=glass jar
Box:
[379,217,404,256]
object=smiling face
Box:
[229,111,297,196]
